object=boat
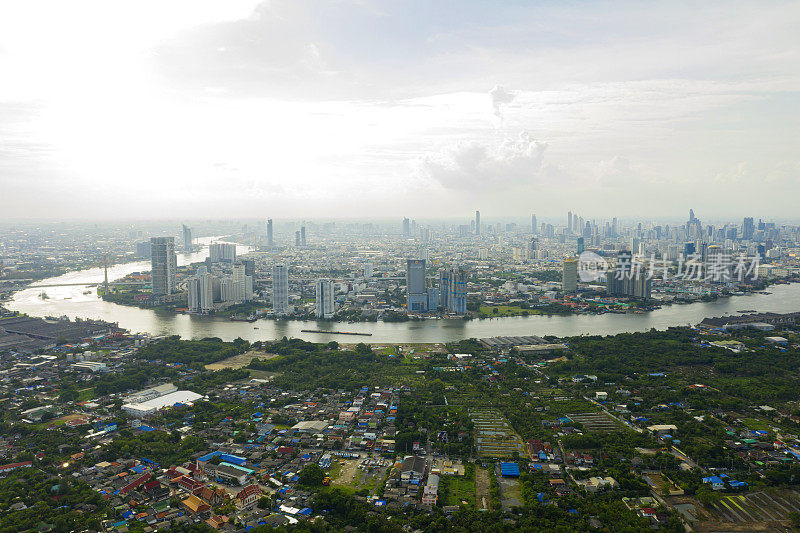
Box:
[300,329,372,336]
[40,292,49,299]
[737,309,756,313]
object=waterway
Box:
[7,239,800,343]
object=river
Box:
[7,239,800,342]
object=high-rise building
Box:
[531,214,537,234]
[295,231,301,247]
[448,268,468,314]
[406,259,427,312]
[567,211,573,232]
[150,237,177,297]
[606,250,651,299]
[267,218,274,246]
[741,217,755,241]
[562,258,578,293]
[475,210,481,235]
[182,224,193,253]
[363,262,374,278]
[188,266,213,314]
[219,278,237,303]
[209,243,236,263]
[402,217,411,237]
[426,288,439,311]
[577,237,585,255]
[315,279,335,319]
[301,225,307,246]
[136,240,151,259]
[272,264,289,315]
[438,267,468,314]
[705,245,731,284]
[231,262,252,303]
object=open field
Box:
[701,488,800,530]
[479,305,528,317]
[438,463,475,507]
[205,350,276,371]
[475,466,490,511]
[496,464,522,510]
[740,417,774,431]
[567,412,627,432]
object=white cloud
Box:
[1,0,799,218]
[418,132,554,190]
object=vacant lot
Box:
[205,350,275,371]
[330,459,359,493]
[439,463,475,508]
[475,466,491,511]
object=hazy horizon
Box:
[2,0,799,219]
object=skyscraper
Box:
[438,267,467,314]
[182,224,193,253]
[315,279,335,319]
[188,266,213,313]
[272,264,289,315]
[531,214,537,234]
[562,258,578,293]
[231,262,252,303]
[267,218,274,246]
[402,217,410,237]
[606,250,651,299]
[301,225,307,246]
[577,237,585,255]
[150,237,177,297]
[475,210,481,235]
[567,211,573,232]
[209,243,236,263]
[406,259,427,312]
[742,217,755,241]
[448,268,468,314]
[295,231,301,247]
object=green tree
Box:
[298,464,325,486]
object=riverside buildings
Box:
[315,279,335,319]
[406,259,428,312]
[150,237,177,299]
[272,264,290,315]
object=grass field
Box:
[740,418,773,431]
[205,350,275,371]
[479,305,527,317]
[439,463,476,507]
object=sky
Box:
[1,0,799,221]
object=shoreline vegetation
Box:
[95,274,797,323]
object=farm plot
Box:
[567,412,625,432]
[706,488,800,525]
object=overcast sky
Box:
[1,0,798,221]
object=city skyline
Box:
[1,1,799,219]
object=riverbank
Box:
[8,276,800,343]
